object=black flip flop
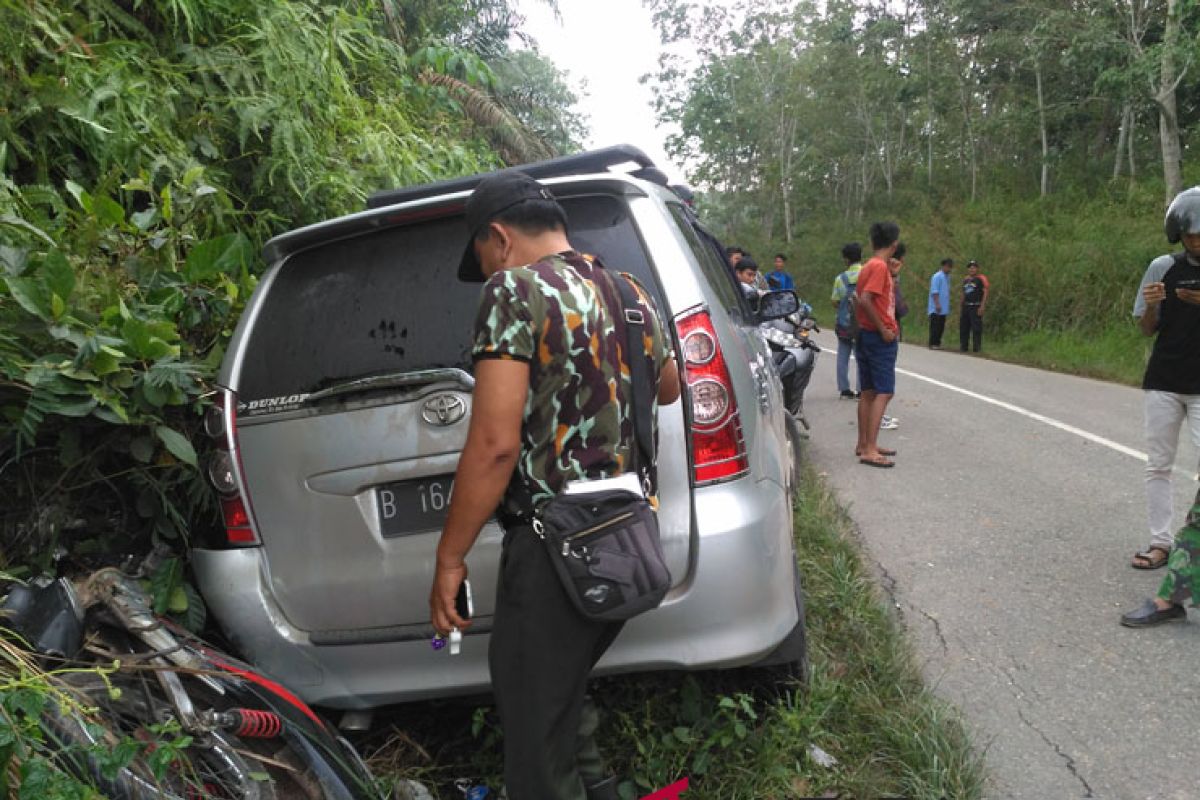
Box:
[859,456,894,469]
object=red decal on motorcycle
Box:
[204,653,324,728]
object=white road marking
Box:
[895,366,1199,480]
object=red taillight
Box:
[207,391,261,548]
[674,308,750,485]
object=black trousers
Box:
[959,306,983,352]
[928,313,947,347]
[489,524,624,799]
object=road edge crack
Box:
[1014,706,1094,798]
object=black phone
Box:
[455,580,473,620]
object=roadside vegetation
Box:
[648,0,1199,387]
[0,0,581,576]
[357,469,986,800]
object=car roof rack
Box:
[365,144,666,210]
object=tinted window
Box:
[238,194,663,401]
[667,205,748,321]
[562,194,664,310]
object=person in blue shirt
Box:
[766,253,796,291]
[927,258,953,348]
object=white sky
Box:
[514,0,688,184]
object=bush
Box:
[0,164,250,597]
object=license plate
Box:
[376,475,455,538]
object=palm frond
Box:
[419,69,554,163]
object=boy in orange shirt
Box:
[854,221,901,467]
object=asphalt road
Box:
[803,331,1200,800]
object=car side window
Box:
[667,205,750,323]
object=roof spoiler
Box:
[365,144,667,210]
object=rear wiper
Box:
[304,368,475,404]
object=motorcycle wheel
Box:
[45,669,321,800]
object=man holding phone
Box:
[429,171,680,798]
[1127,187,1200,578]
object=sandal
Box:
[855,448,896,457]
[1131,546,1170,570]
[859,455,894,469]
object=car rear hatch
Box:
[222,184,691,637]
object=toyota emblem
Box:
[422,394,467,427]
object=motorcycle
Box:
[761,302,820,430]
[0,546,388,800]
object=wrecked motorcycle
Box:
[1,548,385,800]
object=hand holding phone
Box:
[449,580,473,655]
[455,579,473,621]
[1176,288,1200,305]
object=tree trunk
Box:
[960,80,978,202]
[779,116,796,244]
[1035,61,1049,197]
[1158,0,1184,203]
[1128,109,1138,181]
[926,34,934,189]
[1113,101,1130,180]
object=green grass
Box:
[357,470,986,799]
[901,314,1149,385]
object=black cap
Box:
[458,170,557,283]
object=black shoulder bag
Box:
[532,273,672,622]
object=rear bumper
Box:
[193,476,798,708]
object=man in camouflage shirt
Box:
[429,171,680,798]
[1122,485,1200,627]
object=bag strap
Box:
[609,273,656,491]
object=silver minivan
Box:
[193,146,807,709]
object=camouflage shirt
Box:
[471,251,674,516]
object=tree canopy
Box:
[648,0,1200,239]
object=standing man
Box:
[959,259,987,352]
[1126,187,1200,573]
[831,243,863,399]
[854,222,901,468]
[725,245,745,269]
[766,253,796,291]
[429,171,681,798]
[927,258,953,348]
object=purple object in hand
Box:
[431,635,446,651]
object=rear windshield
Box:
[236,194,662,403]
